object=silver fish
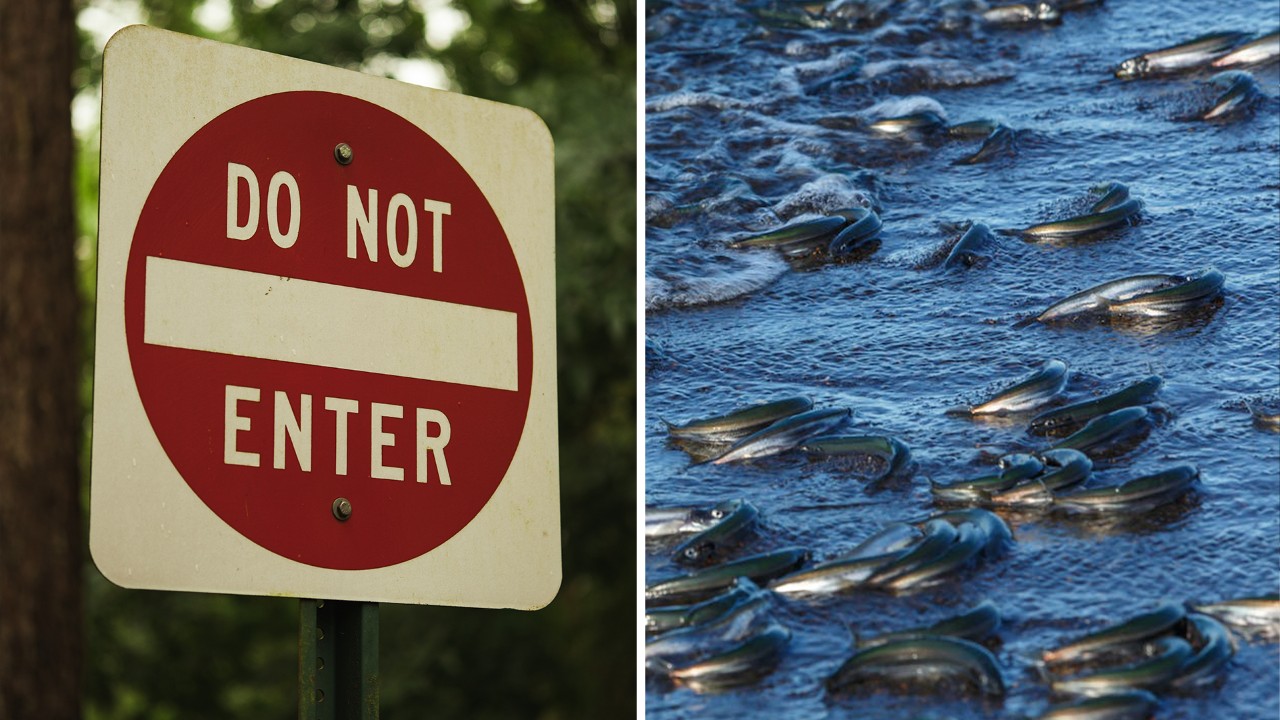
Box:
[1115,32,1252,79]
[1035,274,1181,323]
[1211,30,1280,68]
[965,359,1069,415]
[711,408,851,464]
[1202,71,1261,121]
[1055,463,1198,513]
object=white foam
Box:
[646,91,749,113]
[645,254,789,311]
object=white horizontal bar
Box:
[144,256,518,391]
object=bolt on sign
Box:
[90,26,560,609]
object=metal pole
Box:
[300,599,380,720]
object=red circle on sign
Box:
[124,91,532,570]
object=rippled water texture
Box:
[644,0,1280,717]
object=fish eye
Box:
[684,546,701,559]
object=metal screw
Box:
[332,497,353,521]
[333,142,354,165]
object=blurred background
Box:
[0,0,635,717]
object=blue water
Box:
[644,0,1280,717]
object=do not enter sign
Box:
[91,27,560,608]
[128,90,532,570]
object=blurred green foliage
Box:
[77,1,635,717]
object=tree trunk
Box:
[0,0,84,717]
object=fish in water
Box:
[953,359,1069,415]
[1189,594,1280,639]
[1028,375,1163,437]
[1211,30,1280,69]
[1054,463,1198,513]
[663,624,791,692]
[646,547,810,604]
[1050,636,1194,696]
[1170,613,1236,689]
[711,407,851,464]
[1104,268,1224,318]
[827,635,1006,697]
[943,222,995,269]
[1202,71,1261,121]
[953,124,1017,165]
[869,110,948,136]
[800,434,912,480]
[1022,190,1142,240]
[665,396,813,442]
[981,2,1061,26]
[671,499,760,566]
[646,498,750,540]
[857,601,1002,649]
[1036,689,1159,720]
[1043,601,1187,666]
[1033,271,1214,323]
[1115,31,1252,79]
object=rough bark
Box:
[0,0,84,717]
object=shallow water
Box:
[644,0,1280,717]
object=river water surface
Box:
[644,0,1280,717]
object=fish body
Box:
[801,434,911,480]
[1049,406,1151,457]
[667,624,791,691]
[665,396,813,441]
[712,407,851,464]
[927,508,1013,553]
[1037,689,1159,720]
[1115,31,1252,79]
[728,216,846,250]
[967,359,1069,415]
[947,118,1002,138]
[1104,268,1224,317]
[944,222,994,269]
[1189,594,1280,637]
[1202,71,1260,120]
[990,449,1092,506]
[1044,602,1186,666]
[1055,464,1198,513]
[869,110,948,135]
[982,2,1061,25]
[646,498,745,539]
[826,210,883,256]
[1211,30,1280,68]
[860,601,1001,648]
[953,125,1017,165]
[645,548,809,603]
[1051,636,1193,696]
[827,635,1005,696]
[932,453,1045,502]
[1036,274,1180,323]
[1170,613,1235,689]
[1029,376,1163,437]
[1088,182,1131,213]
[671,500,760,566]
[769,549,905,596]
[645,579,764,634]
[645,592,772,661]
[867,519,959,585]
[1022,197,1142,240]
[836,521,924,562]
[883,522,986,591]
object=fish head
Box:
[1115,56,1149,79]
[1034,2,1061,21]
[678,539,718,564]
